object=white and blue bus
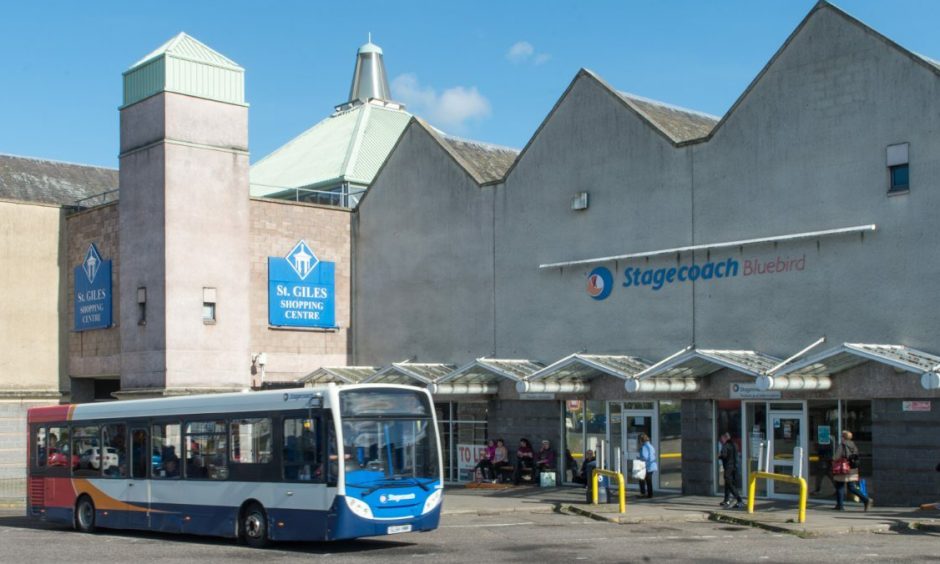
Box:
[27,384,443,546]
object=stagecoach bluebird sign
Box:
[74,243,112,331]
[268,240,336,328]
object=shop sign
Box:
[566,400,582,411]
[74,243,112,331]
[902,401,931,412]
[456,444,487,470]
[268,240,335,328]
[730,383,780,400]
[519,392,555,400]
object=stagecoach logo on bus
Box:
[74,243,113,331]
[268,240,336,328]
[380,493,416,503]
[586,255,807,299]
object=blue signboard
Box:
[74,243,112,331]
[268,240,336,328]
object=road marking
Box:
[440,521,535,528]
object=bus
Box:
[26,384,443,546]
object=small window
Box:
[137,287,147,325]
[203,287,216,324]
[231,418,272,464]
[283,418,322,481]
[35,427,47,468]
[886,143,909,193]
[185,420,228,480]
[101,424,128,478]
[152,422,181,479]
[72,425,101,477]
[889,164,909,193]
[47,426,71,470]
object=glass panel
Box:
[231,418,273,464]
[101,424,127,478]
[72,426,100,477]
[891,164,909,191]
[585,400,606,465]
[770,403,804,412]
[185,420,228,480]
[625,412,653,485]
[771,416,801,464]
[744,403,766,497]
[623,402,654,410]
[455,402,487,421]
[564,400,585,466]
[283,418,321,481]
[608,403,622,474]
[342,419,439,480]
[152,422,181,479]
[35,427,47,468]
[340,389,430,417]
[455,420,488,481]
[842,400,873,495]
[659,400,682,490]
[715,401,741,494]
[808,400,838,499]
[131,429,148,479]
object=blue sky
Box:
[2,1,939,168]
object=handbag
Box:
[632,459,647,480]
[831,457,851,475]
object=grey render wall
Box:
[354,124,496,365]
[871,398,940,506]
[495,74,695,362]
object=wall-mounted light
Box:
[572,191,589,211]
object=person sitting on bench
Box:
[513,438,535,485]
[534,439,556,484]
[493,438,511,482]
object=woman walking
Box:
[637,433,658,498]
[833,430,873,511]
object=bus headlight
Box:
[422,488,443,514]
[345,496,374,519]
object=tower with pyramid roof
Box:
[118,32,251,396]
[249,39,411,207]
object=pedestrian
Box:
[832,430,873,511]
[574,449,596,485]
[637,433,657,498]
[718,432,744,509]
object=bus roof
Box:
[27,384,429,423]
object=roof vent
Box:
[348,34,392,104]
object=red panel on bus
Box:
[27,405,73,424]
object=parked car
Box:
[80,447,120,471]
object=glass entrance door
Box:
[621,407,655,490]
[767,405,807,497]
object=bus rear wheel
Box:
[240,503,269,548]
[75,496,96,533]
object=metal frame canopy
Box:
[430,358,543,395]
[300,366,378,386]
[762,343,940,391]
[627,347,781,393]
[364,362,455,387]
[520,354,652,394]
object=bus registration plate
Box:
[387,524,413,535]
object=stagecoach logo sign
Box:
[268,240,336,329]
[380,493,416,503]
[74,243,112,332]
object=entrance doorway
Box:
[606,401,681,492]
[741,402,807,498]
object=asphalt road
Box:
[1,510,939,563]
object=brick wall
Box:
[249,198,352,382]
[872,399,940,506]
[681,400,714,495]
[66,203,121,378]
[486,399,561,464]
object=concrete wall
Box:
[67,202,121,379]
[354,124,496,365]
[249,198,352,381]
[872,398,940,506]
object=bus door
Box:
[126,427,150,529]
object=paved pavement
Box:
[443,485,940,537]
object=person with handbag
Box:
[718,432,744,508]
[636,433,658,498]
[832,430,873,511]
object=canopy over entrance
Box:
[300,366,378,386]
[430,358,543,395]
[626,348,781,393]
[521,354,651,394]
[365,362,455,386]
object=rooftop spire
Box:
[348,36,391,104]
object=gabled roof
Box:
[365,362,455,386]
[0,154,118,206]
[439,136,519,184]
[437,358,543,385]
[616,92,719,143]
[530,353,651,383]
[775,343,940,379]
[637,348,781,380]
[130,32,240,71]
[299,366,378,385]
[250,102,412,197]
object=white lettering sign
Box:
[457,444,487,471]
[730,383,780,400]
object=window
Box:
[283,417,322,481]
[72,425,101,477]
[131,428,149,479]
[35,427,46,468]
[887,143,909,193]
[203,287,216,324]
[185,420,228,480]
[47,426,71,470]
[231,418,272,464]
[101,423,128,478]
[137,287,146,325]
[152,422,181,479]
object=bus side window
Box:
[47,426,70,469]
[230,418,272,464]
[72,425,101,477]
[131,428,148,479]
[35,427,47,468]
[283,418,320,481]
[152,422,181,479]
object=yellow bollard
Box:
[746,471,807,524]
[591,468,626,514]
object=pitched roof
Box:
[0,154,118,206]
[616,92,719,143]
[130,32,240,71]
[440,136,519,184]
[249,102,412,197]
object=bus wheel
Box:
[240,503,269,548]
[75,496,96,533]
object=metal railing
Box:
[72,189,119,210]
[591,468,626,514]
[747,471,808,523]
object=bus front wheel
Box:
[75,496,96,533]
[240,502,269,548]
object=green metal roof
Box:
[123,32,245,108]
[249,102,411,197]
